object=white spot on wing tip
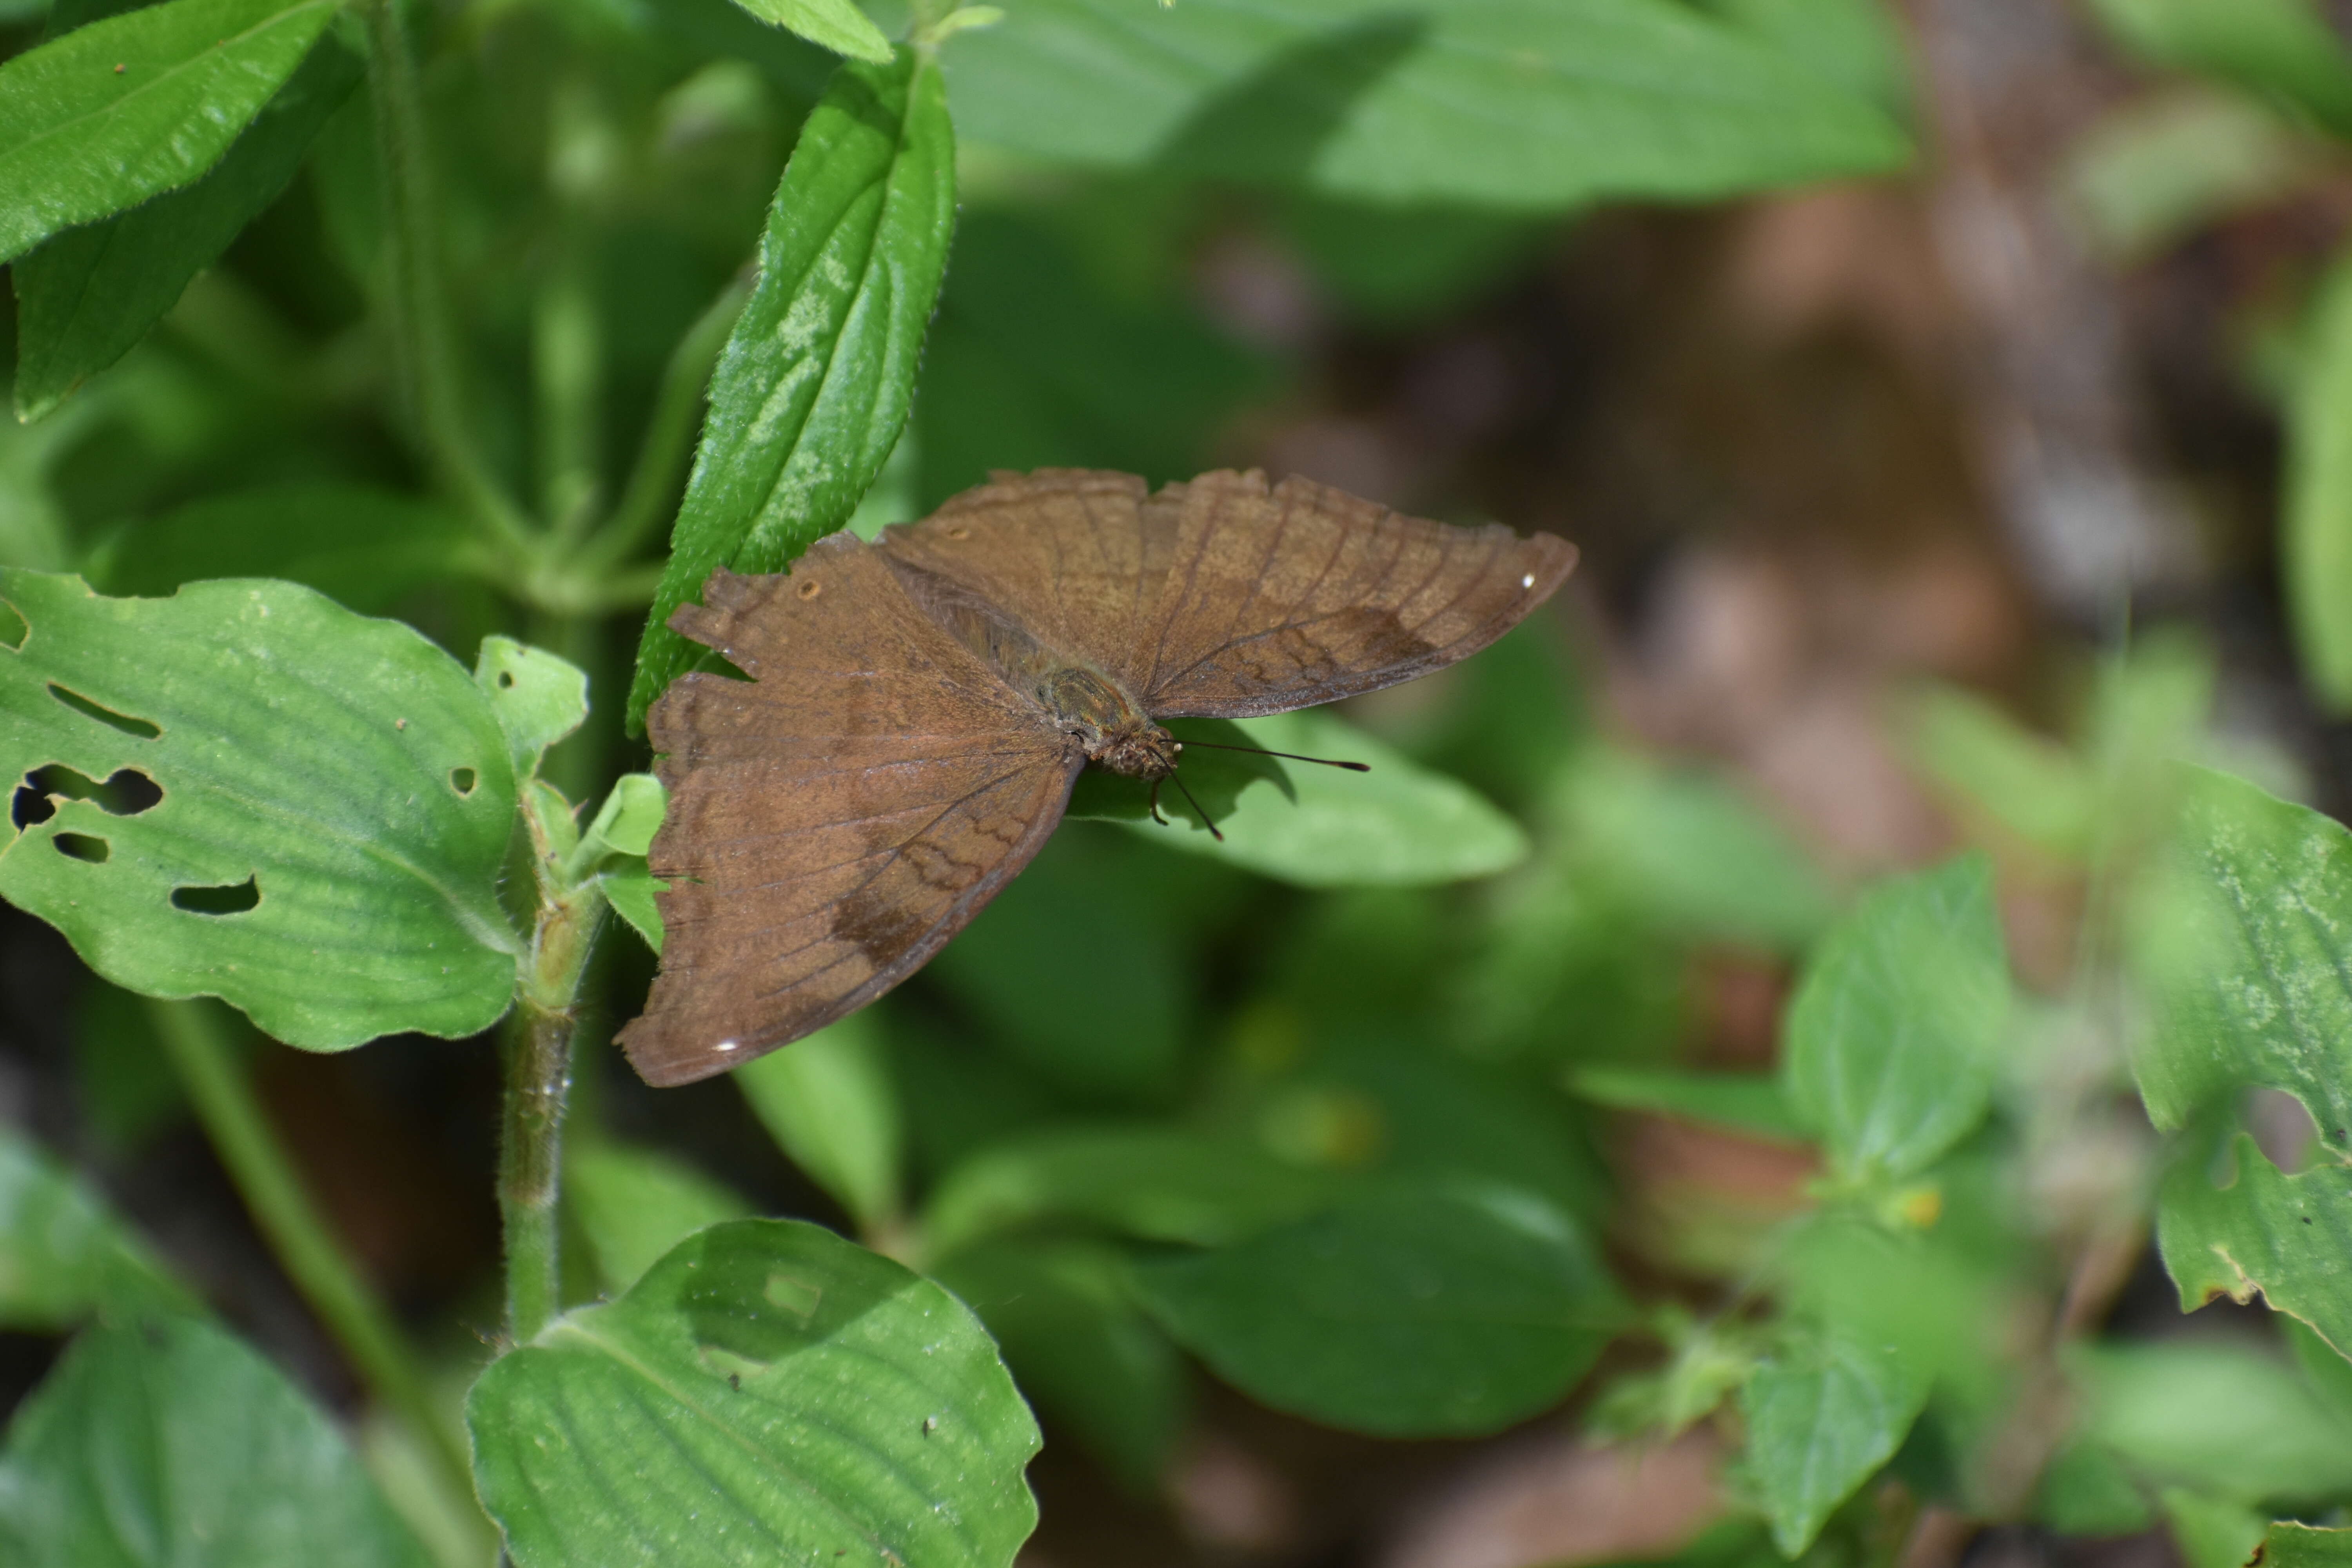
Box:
[715,1040,738,1053]
[1521,573,1535,589]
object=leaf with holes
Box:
[475,636,587,783]
[2157,1126,2352,1361]
[467,1218,1040,1568]
[2131,766,2352,1151]
[0,571,521,1049]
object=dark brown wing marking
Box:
[1136,470,1577,717]
[617,539,1079,1087]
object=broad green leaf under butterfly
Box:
[939,0,1909,210]
[1078,709,1527,887]
[0,1126,187,1329]
[2132,767,2352,1154]
[2286,249,2352,714]
[1740,1330,1930,1556]
[11,26,362,421]
[0,0,341,265]
[628,47,955,732]
[1137,1180,1624,1437]
[2157,1127,2352,1360]
[0,572,521,1048]
[1782,854,2009,1187]
[468,1218,1040,1568]
[0,1314,432,1568]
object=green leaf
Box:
[2258,1524,2352,1568]
[2070,1338,2352,1502]
[931,1238,1185,1492]
[1097,709,1528,887]
[920,1125,1337,1259]
[2159,1490,2268,1568]
[727,0,891,63]
[1136,1180,1624,1437]
[2060,89,2318,264]
[567,1140,754,1293]
[2081,0,2352,140]
[0,1314,433,1568]
[468,1218,1040,1568]
[2157,1129,2352,1360]
[1782,854,2008,1186]
[83,484,486,616]
[2287,247,2352,713]
[0,0,342,266]
[1558,744,1834,948]
[939,0,1909,209]
[0,572,521,1048]
[599,867,666,952]
[11,26,361,421]
[580,773,665,860]
[1904,684,2096,858]
[474,637,587,785]
[0,1125,187,1328]
[1693,0,1911,124]
[1566,1067,1806,1144]
[2131,767,2352,1149]
[734,1011,904,1234]
[627,48,955,733]
[1740,1329,1929,1556]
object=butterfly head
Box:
[1090,721,1180,782]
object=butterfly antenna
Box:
[1169,773,1224,842]
[1178,740,1370,772]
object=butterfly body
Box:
[619,467,1575,1087]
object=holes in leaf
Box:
[497,670,515,689]
[450,766,477,797]
[12,765,162,828]
[52,833,109,863]
[0,599,25,652]
[172,875,259,915]
[48,684,160,739]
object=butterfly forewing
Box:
[1139,471,1579,717]
[619,542,1080,1087]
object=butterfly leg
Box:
[1148,778,1169,826]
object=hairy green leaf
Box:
[0,1314,432,1568]
[0,0,341,265]
[735,1011,904,1233]
[2287,247,2352,713]
[1138,1180,1624,1436]
[599,867,665,951]
[727,0,891,63]
[567,1140,754,1293]
[628,48,955,732]
[0,572,521,1048]
[930,1238,1185,1492]
[921,1125,1336,1259]
[1741,1330,1929,1555]
[940,0,1909,209]
[468,1218,1040,1568]
[1783,854,2008,1186]
[11,26,361,421]
[2132,767,2352,1149]
[2158,1129,2352,1360]
[0,1126,187,1329]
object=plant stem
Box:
[501,796,608,1343]
[365,0,535,561]
[579,272,751,576]
[147,998,477,1509]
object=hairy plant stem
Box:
[148,998,477,1508]
[500,791,608,1344]
[365,0,534,563]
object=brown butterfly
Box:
[617,468,1576,1087]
